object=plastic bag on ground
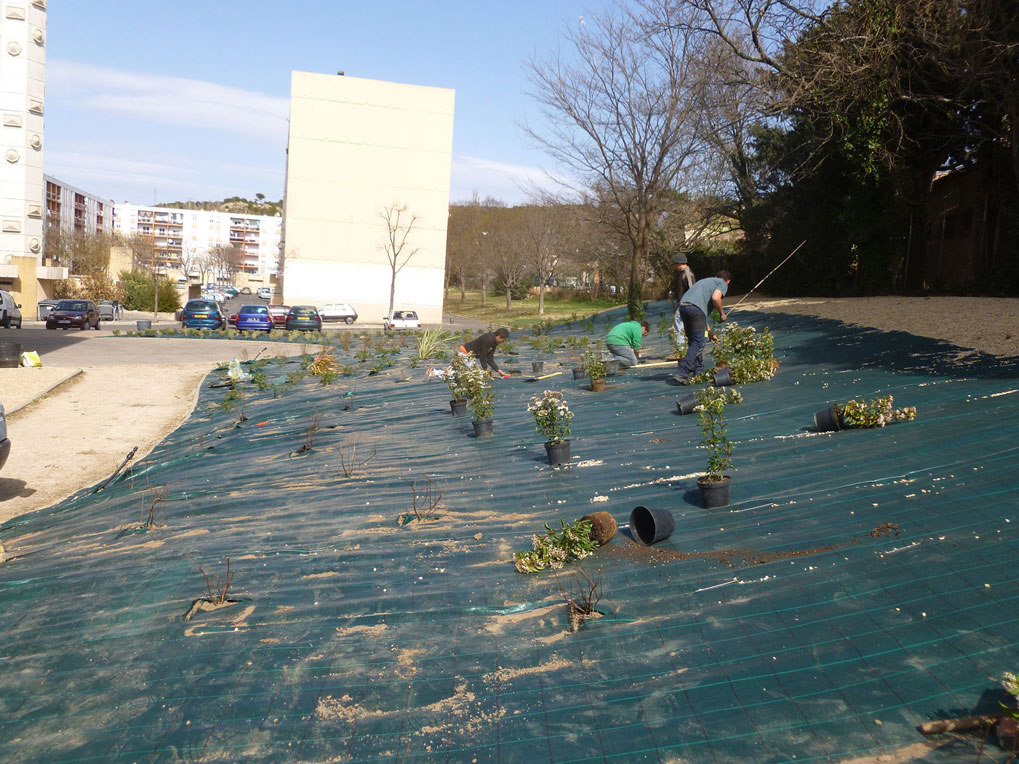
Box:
[19,350,42,367]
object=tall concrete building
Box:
[0,0,65,316]
[282,71,454,324]
[44,174,114,239]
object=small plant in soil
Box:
[355,347,372,363]
[340,364,356,377]
[557,566,603,633]
[696,386,735,483]
[337,438,378,478]
[398,475,443,524]
[141,484,168,529]
[286,370,305,385]
[462,361,495,422]
[294,412,321,454]
[839,395,916,428]
[528,390,573,445]
[584,349,605,381]
[667,327,688,359]
[338,332,351,351]
[657,313,670,336]
[184,557,238,621]
[514,517,598,574]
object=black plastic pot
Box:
[532,361,544,374]
[814,404,841,432]
[629,505,676,546]
[544,440,571,465]
[572,368,585,380]
[676,394,697,415]
[472,419,494,438]
[449,399,468,417]
[603,359,621,376]
[712,367,732,386]
[698,476,731,508]
[0,341,23,369]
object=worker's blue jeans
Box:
[676,304,707,378]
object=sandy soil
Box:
[0,364,209,524]
[0,367,82,413]
[742,296,1019,358]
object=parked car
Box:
[45,299,101,330]
[37,298,60,321]
[267,305,291,327]
[235,304,273,332]
[257,287,272,300]
[0,290,22,328]
[285,305,322,331]
[180,299,225,330]
[240,287,252,295]
[97,301,116,321]
[383,310,421,330]
[319,302,358,324]
[0,400,9,472]
[223,286,239,297]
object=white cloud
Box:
[47,59,289,145]
[450,155,577,204]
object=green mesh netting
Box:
[2,303,1018,763]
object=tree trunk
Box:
[538,282,546,315]
[389,267,397,315]
[505,286,512,310]
[153,272,159,319]
[481,274,487,306]
[459,267,466,302]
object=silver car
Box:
[98,301,116,321]
[0,400,10,471]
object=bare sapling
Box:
[338,438,378,478]
[401,475,443,523]
[184,557,237,621]
[556,565,603,633]
[141,484,168,529]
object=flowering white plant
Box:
[839,395,916,428]
[528,390,574,445]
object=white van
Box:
[0,290,22,329]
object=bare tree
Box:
[489,207,530,310]
[525,0,709,318]
[210,243,244,285]
[379,203,421,316]
[520,204,560,315]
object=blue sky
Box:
[44,0,605,206]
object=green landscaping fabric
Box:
[2,305,1019,763]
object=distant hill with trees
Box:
[156,194,282,217]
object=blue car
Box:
[180,300,224,330]
[235,304,273,332]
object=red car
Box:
[45,299,101,330]
[267,305,290,327]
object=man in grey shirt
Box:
[673,270,731,384]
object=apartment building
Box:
[113,204,282,278]
[282,71,454,324]
[44,174,114,239]
[0,0,63,316]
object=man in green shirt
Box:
[605,319,650,368]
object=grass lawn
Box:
[442,289,624,328]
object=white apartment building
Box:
[0,0,64,316]
[113,204,282,277]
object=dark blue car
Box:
[236,304,273,332]
[180,300,224,330]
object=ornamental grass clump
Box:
[528,390,573,445]
[839,395,916,428]
[514,518,598,574]
[309,350,340,377]
[416,328,451,361]
[696,386,736,483]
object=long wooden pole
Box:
[726,240,806,315]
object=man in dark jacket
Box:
[670,250,696,343]
[428,327,511,379]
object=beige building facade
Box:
[281,71,454,324]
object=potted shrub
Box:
[815,395,917,432]
[464,363,495,437]
[584,349,606,392]
[696,386,735,508]
[445,351,472,416]
[528,390,574,465]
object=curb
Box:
[7,368,84,416]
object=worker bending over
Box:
[428,327,512,380]
[605,319,650,369]
[673,270,731,384]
